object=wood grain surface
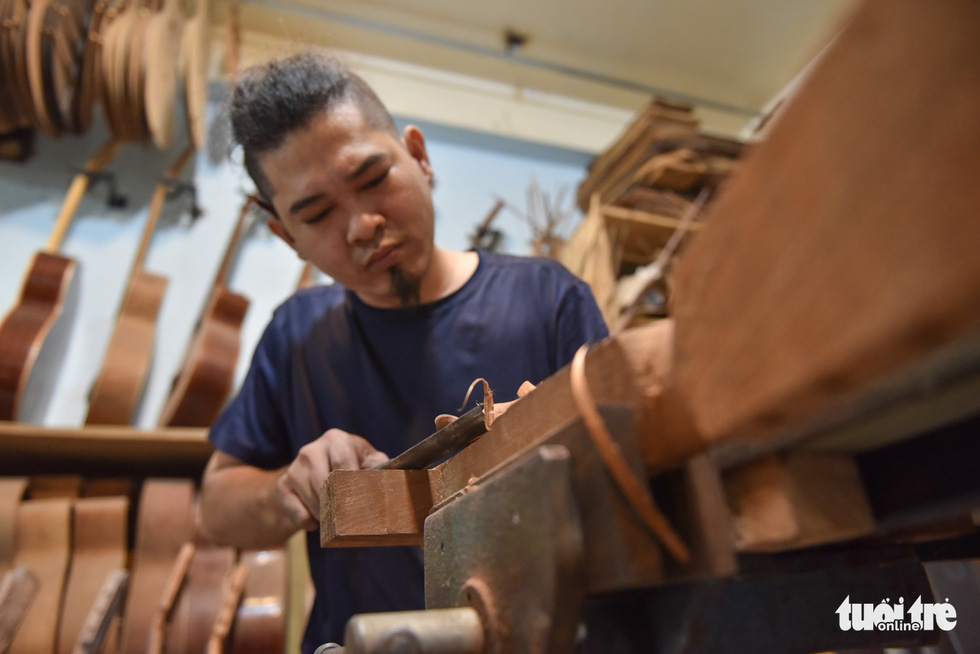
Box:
[229,549,287,654]
[57,496,128,654]
[158,199,254,427]
[670,0,980,446]
[118,479,195,654]
[9,498,73,654]
[86,146,194,426]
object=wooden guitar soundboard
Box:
[86,146,195,426]
[0,139,120,423]
[158,199,255,428]
[118,478,195,654]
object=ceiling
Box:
[229,0,858,149]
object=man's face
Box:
[260,101,436,307]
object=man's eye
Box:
[363,169,389,189]
[304,208,333,225]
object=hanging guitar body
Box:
[0,252,81,422]
[0,139,120,422]
[158,198,256,428]
[85,270,168,425]
[158,286,250,427]
[86,146,194,426]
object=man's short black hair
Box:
[229,52,399,208]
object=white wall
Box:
[0,82,591,428]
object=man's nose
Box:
[346,209,385,244]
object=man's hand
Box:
[276,428,389,531]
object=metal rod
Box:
[342,607,485,654]
[374,405,487,470]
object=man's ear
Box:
[402,125,434,185]
[267,216,298,252]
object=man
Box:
[198,52,608,652]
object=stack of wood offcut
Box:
[561,98,744,329]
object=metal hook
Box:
[165,180,204,220]
[84,170,128,208]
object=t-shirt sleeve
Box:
[208,315,294,470]
[553,271,610,369]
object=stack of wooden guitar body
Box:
[562,100,744,328]
[0,0,210,150]
[0,475,289,654]
[576,99,742,217]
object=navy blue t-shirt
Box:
[208,250,608,651]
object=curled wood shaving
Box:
[459,377,495,429]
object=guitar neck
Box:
[128,146,195,279]
[46,139,122,254]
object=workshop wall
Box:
[0,83,591,429]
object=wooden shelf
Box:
[601,204,703,274]
[602,204,704,233]
[0,422,212,478]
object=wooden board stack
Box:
[576,99,742,219]
[564,100,744,328]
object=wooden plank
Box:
[0,478,27,578]
[711,333,980,468]
[432,326,647,500]
[619,319,704,468]
[57,497,128,654]
[321,469,435,547]
[603,204,704,274]
[723,452,877,553]
[28,475,84,499]
[559,195,619,327]
[578,101,701,210]
[119,480,195,654]
[577,103,657,209]
[602,204,704,233]
[319,323,708,573]
[9,499,73,654]
[0,423,211,477]
[670,0,980,446]
[322,411,670,591]
[803,367,980,454]
[595,123,700,208]
[656,454,736,581]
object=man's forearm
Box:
[199,461,299,549]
